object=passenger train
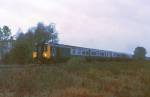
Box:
[32,42,132,63]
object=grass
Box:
[0,59,150,97]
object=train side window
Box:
[86,51,89,55]
[96,51,99,56]
[91,52,94,55]
[82,51,86,55]
[108,52,110,57]
[92,52,96,55]
[52,47,56,56]
[113,54,117,57]
[106,52,108,57]
[109,52,112,57]
[77,49,81,55]
[72,49,76,54]
[112,53,115,57]
[103,52,105,56]
[101,52,104,56]
[104,52,106,56]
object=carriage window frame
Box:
[43,45,48,52]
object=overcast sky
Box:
[0,0,150,56]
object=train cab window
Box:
[33,46,37,52]
[36,45,41,52]
[43,45,48,51]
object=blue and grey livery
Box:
[32,43,132,62]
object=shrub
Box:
[67,57,86,65]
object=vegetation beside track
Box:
[0,59,150,97]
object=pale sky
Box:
[0,0,150,56]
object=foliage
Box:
[0,27,2,40]
[0,61,150,97]
[67,57,86,65]
[29,22,58,43]
[0,26,12,63]
[3,32,32,64]
[133,47,147,60]
[0,26,11,41]
[3,22,59,64]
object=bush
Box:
[67,57,86,65]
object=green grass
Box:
[0,60,150,97]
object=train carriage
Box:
[32,42,132,63]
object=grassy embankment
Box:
[0,59,150,97]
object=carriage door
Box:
[56,47,61,58]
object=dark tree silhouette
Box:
[3,22,59,64]
[0,27,3,40]
[133,47,147,60]
[0,26,11,40]
[30,22,58,44]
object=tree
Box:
[0,26,12,60]
[3,32,32,64]
[34,22,48,42]
[2,26,11,40]
[0,26,11,41]
[133,47,147,60]
[46,23,58,43]
[0,27,3,40]
[30,22,58,44]
[3,22,59,64]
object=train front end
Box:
[32,43,52,63]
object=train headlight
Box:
[32,52,37,58]
[43,52,48,58]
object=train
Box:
[32,42,133,63]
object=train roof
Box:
[47,43,132,56]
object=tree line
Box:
[1,22,58,64]
[0,22,148,64]
[0,26,11,41]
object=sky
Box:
[0,0,150,56]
